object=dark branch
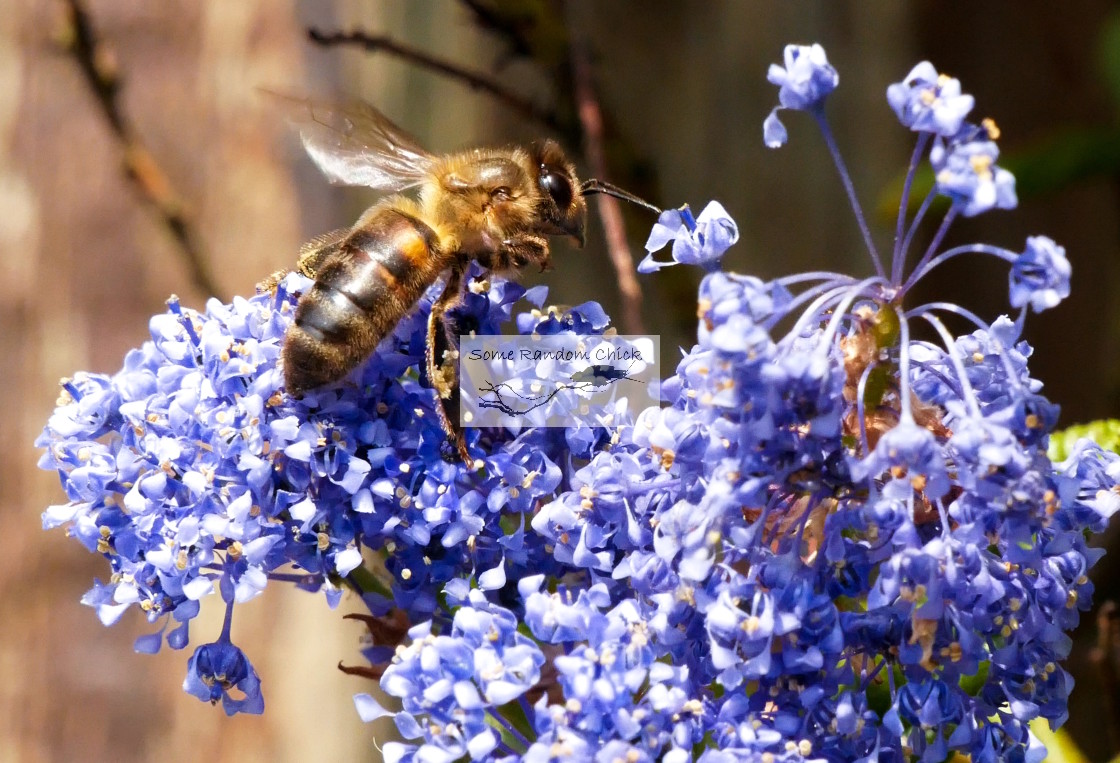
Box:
[307,28,561,131]
[60,0,222,300]
[569,34,645,334]
[458,0,536,60]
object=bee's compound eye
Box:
[540,169,573,210]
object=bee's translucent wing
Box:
[266,91,435,191]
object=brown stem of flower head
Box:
[306,28,561,132]
[568,32,645,335]
[59,0,222,301]
[337,609,413,681]
[1091,601,1120,754]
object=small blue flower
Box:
[1009,236,1071,312]
[887,62,974,136]
[637,202,739,273]
[764,43,839,147]
[769,43,839,110]
[183,636,264,716]
[931,129,1017,216]
[853,420,950,499]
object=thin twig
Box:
[60,0,222,300]
[307,28,561,131]
[458,0,536,60]
[569,35,644,334]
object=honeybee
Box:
[263,94,658,463]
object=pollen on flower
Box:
[943,642,963,662]
[659,449,675,470]
[968,153,993,178]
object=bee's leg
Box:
[258,228,351,293]
[427,266,471,465]
[498,234,552,272]
[294,236,346,279]
[256,268,290,294]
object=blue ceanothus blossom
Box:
[39,42,1115,762]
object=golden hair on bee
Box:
[259,92,656,464]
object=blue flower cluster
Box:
[38,42,1117,762]
[38,268,608,715]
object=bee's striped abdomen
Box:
[283,208,445,395]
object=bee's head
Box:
[531,140,587,247]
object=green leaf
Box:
[1048,419,1120,461]
[1031,718,1091,763]
[957,660,989,696]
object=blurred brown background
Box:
[4,1,1120,761]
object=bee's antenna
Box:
[580,179,662,215]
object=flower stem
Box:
[914,312,983,418]
[903,243,1016,290]
[813,108,885,280]
[892,133,932,284]
[488,705,532,752]
[897,187,936,277]
[900,204,959,295]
